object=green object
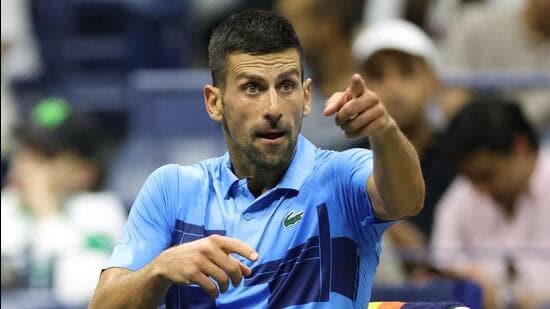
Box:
[85,233,114,254]
[31,97,70,129]
[283,210,304,228]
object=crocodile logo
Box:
[283,210,304,229]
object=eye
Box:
[280,80,296,93]
[244,83,261,94]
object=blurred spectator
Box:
[1,82,17,187]
[189,0,275,66]
[1,0,42,80]
[352,18,459,243]
[429,0,524,42]
[1,0,41,184]
[442,0,550,131]
[431,97,550,308]
[363,0,435,37]
[276,0,365,149]
[0,98,127,306]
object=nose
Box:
[263,87,282,128]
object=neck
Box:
[316,41,355,98]
[231,157,287,197]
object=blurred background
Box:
[1,0,549,308]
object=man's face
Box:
[459,149,527,206]
[215,49,311,171]
[361,50,436,130]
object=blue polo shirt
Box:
[107,135,394,308]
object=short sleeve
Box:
[105,164,180,271]
[330,149,394,246]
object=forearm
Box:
[89,262,171,309]
[369,121,425,219]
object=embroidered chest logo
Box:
[283,210,304,229]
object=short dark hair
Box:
[208,9,304,88]
[443,95,539,162]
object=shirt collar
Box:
[219,134,316,199]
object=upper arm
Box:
[330,149,394,243]
[366,175,393,220]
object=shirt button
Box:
[243,212,253,221]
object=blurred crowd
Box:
[1,0,549,308]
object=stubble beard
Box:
[221,117,300,174]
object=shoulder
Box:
[317,147,373,169]
[309,147,374,185]
[147,161,212,187]
[324,148,373,171]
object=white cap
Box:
[352,19,438,69]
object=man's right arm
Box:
[89,234,259,309]
[89,265,170,309]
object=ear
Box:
[302,78,312,117]
[69,158,98,191]
[204,85,223,122]
[512,134,533,156]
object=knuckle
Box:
[185,265,200,279]
[208,234,222,242]
[198,241,215,255]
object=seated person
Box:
[1,98,127,305]
[431,96,550,308]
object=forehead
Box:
[226,49,301,79]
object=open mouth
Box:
[257,131,285,140]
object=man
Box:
[442,0,550,131]
[431,97,550,308]
[1,98,127,305]
[90,10,424,308]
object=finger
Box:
[334,97,375,126]
[208,249,245,288]
[348,73,365,98]
[323,91,349,116]
[345,116,388,139]
[201,260,231,294]
[228,256,250,286]
[239,260,252,278]
[214,235,259,261]
[340,103,385,133]
[194,273,219,299]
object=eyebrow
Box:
[235,68,301,83]
[276,68,301,83]
[235,72,265,82]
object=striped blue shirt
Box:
[107,135,394,308]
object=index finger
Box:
[216,236,259,261]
